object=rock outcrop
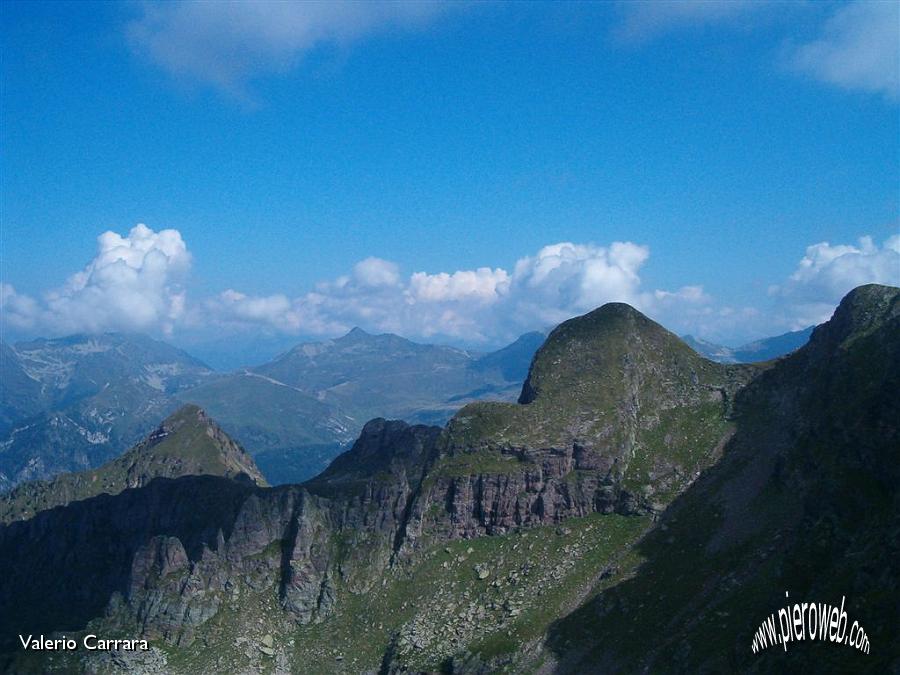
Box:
[0,286,896,674]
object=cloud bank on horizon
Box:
[2,3,897,347]
[3,225,898,346]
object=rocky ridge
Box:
[0,285,896,673]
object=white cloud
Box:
[508,242,650,326]
[127,1,452,95]
[791,1,900,100]
[0,283,41,331]
[771,234,900,328]
[212,289,296,330]
[614,0,898,102]
[653,285,710,305]
[6,225,896,347]
[2,224,190,336]
[613,0,764,43]
[200,239,709,342]
[410,268,509,303]
[352,257,401,288]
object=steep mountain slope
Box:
[683,326,813,363]
[0,334,215,492]
[0,405,266,523]
[546,284,899,673]
[1,286,893,674]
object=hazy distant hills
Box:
[0,333,214,492]
[468,330,546,383]
[251,327,538,424]
[682,325,813,363]
[0,404,266,523]
[184,328,546,482]
[0,328,545,490]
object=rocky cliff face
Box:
[0,286,896,674]
[405,303,756,541]
[0,302,754,671]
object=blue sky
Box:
[1,0,898,351]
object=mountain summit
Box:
[0,404,266,523]
[0,286,896,672]
[519,302,716,405]
[547,282,900,673]
[0,333,215,491]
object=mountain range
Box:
[682,326,814,363]
[0,329,545,491]
[0,404,266,524]
[0,322,822,494]
[1,283,894,673]
[0,333,214,493]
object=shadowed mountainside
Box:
[547,284,899,673]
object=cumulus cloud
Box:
[507,242,649,326]
[791,1,900,100]
[1,224,190,336]
[211,289,296,331]
[771,234,900,328]
[203,240,711,342]
[127,1,452,95]
[351,257,401,288]
[0,283,41,331]
[410,268,510,303]
[6,225,896,347]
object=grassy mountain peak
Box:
[0,404,266,523]
[448,301,751,452]
[546,283,900,673]
[519,302,711,405]
[808,282,899,351]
